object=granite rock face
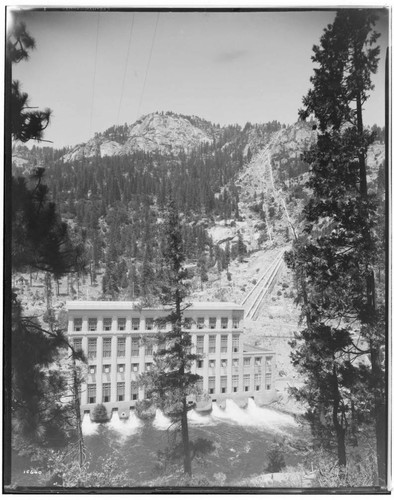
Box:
[123,113,212,155]
[62,112,213,162]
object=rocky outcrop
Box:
[62,112,213,162]
[123,113,212,155]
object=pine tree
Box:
[91,404,109,423]
[7,19,87,480]
[286,9,386,481]
[140,209,156,298]
[12,299,87,464]
[11,299,65,444]
[12,169,85,277]
[140,200,202,476]
[224,242,231,271]
[237,233,247,261]
[265,442,286,473]
[8,21,52,143]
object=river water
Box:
[82,398,302,485]
[11,399,303,487]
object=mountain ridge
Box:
[11,111,385,309]
[59,111,285,163]
[62,112,218,162]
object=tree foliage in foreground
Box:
[9,17,87,470]
[140,200,206,476]
[285,8,386,485]
[11,299,67,446]
[12,168,86,277]
[265,441,286,473]
[8,20,52,143]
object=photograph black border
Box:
[3,5,391,494]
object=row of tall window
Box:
[73,334,240,358]
[86,356,271,375]
[207,374,265,394]
[86,371,269,404]
[89,363,153,374]
[87,382,139,404]
[197,355,269,369]
[73,337,153,358]
[73,316,240,332]
[196,334,239,354]
[87,358,268,374]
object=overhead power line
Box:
[89,12,100,138]
[116,13,135,126]
[136,12,160,120]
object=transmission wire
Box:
[89,12,100,138]
[116,13,135,126]
[136,12,160,120]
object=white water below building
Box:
[187,409,215,426]
[82,398,297,436]
[152,409,172,430]
[108,411,143,435]
[81,415,100,436]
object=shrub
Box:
[268,206,276,218]
[91,404,109,423]
[265,442,286,473]
[135,400,155,421]
[255,222,266,231]
[213,472,227,486]
[313,448,378,487]
[250,202,263,214]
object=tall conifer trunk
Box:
[355,41,386,485]
[289,10,387,487]
[72,356,85,468]
[370,343,386,484]
[181,397,192,475]
[142,201,202,478]
[176,289,192,476]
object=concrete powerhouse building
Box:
[66,301,276,415]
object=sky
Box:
[10,8,389,149]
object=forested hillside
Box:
[12,112,385,303]
[12,114,285,300]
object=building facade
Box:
[66,301,276,415]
